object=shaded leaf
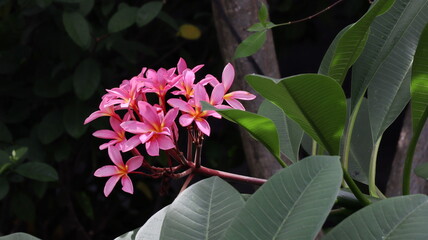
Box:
[160,177,245,240]
[246,74,346,155]
[415,163,428,180]
[108,6,138,33]
[11,192,35,222]
[136,1,162,27]
[134,206,169,240]
[0,232,41,240]
[0,121,12,143]
[223,156,342,240]
[62,12,91,49]
[79,0,94,16]
[63,101,89,139]
[258,99,303,162]
[15,162,58,182]
[318,25,351,75]
[324,195,428,240]
[328,0,393,84]
[73,58,100,100]
[202,102,281,160]
[37,110,64,144]
[0,176,9,200]
[234,30,266,59]
[258,3,268,23]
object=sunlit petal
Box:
[93,130,117,139]
[94,165,118,177]
[121,175,134,194]
[126,156,144,172]
[221,63,235,91]
[195,118,211,136]
[104,175,121,197]
[179,114,195,127]
[157,135,175,150]
[108,145,124,167]
[146,139,160,156]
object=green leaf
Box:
[36,0,52,8]
[246,74,346,155]
[258,3,268,23]
[328,0,393,84]
[11,192,35,222]
[415,163,428,180]
[0,232,41,240]
[63,101,89,139]
[352,0,428,110]
[11,147,28,162]
[247,23,265,32]
[108,6,138,33]
[223,156,342,240]
[411,23,428,135]
[133,206,169,240]
[0,121,12,143]
[79,0,94,16]
[62,12,91,49]
[202,102,281,161]
[136,1,162,27]
[347,98,372,184]
[15,162,58,182]
[73,59,101,100]
[0,176,9,200]
[324,195,428,240]
[318,25,351,75]
[258,99,303,162]
[234,30,267,59]
[37,110,64,144]
[160,177,245,240]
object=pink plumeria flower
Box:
[84,98,120,125]
[177,57,204,74]
[94,146,143,197]
[168,84,223,136]
[120,101,179,156]
[92,114,133,151]
[142,67,178,97]
[208,63,256,110]
[103,77,144,110]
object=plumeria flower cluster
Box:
[85,58,256,197]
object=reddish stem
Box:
[180,173,195,193]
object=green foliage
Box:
[233,31,267,59]
[246,74,346,155]
[108,5,139,33]
[62,12,91,49]
[258,100,303,162]
[136,1,163,27]
[0,232,41,240]
[15,162,58,182]
[202,102,282,164]
[73,59,101,100]
[324,195,428,240]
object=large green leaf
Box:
[328,0,393,84]
[37,110,64,144]
[0,232,41,240]
[15,162,58,182]
[160,177,245,240]
[62,12,91,49]
[351,0,428,113]
[324,195,428,240]
[233,30,267,59]
[411,23,428,135]
[202,102,281,161]
[136,1,163,27]
[258,99,303,162]
[108,6,138,33]
[347,98,372,184]
[246,74,346,155]
[73,58,101,100]
[318,25,351,75]
[222,156,342,240]
[63,101,89,139]
[415,163,428,180]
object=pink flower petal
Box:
[179,114,195,127]
[157,135,175,150]
[177,58,187,74]
[121,121,151,134]
[99,140,118,150]
[199,74,219,86]
[146,139,160,156]
[138,101,161,127]
[108,145,124,167]
[210,84,225,105]
[84,111,106,124]
[195,118,211,136]
[226,98,245,110]
[126,156,144,172]
[183,70,195,86]
[93,130,117,139]
[227,91,256,100]
[163,108,179,127]
[139,132,154,144]
[222,63,235,91]
[192,64,204,73]
[168,98,194,113]
[194,84,209,106]
[104,175,121,197]
[94,165,119,177]
[110,117,123,133]
[121,135,141,152]
[121,175,134,194]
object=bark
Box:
[386,108,428,196]
[211,0,283,179]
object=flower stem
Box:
[369,136,381,198]
[187,161,267,185]
[342,167,371,206]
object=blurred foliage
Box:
[0,0,368,239]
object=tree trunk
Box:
[386,108,428,196]
[211,0,283,179]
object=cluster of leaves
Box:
[114,0,428,238]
